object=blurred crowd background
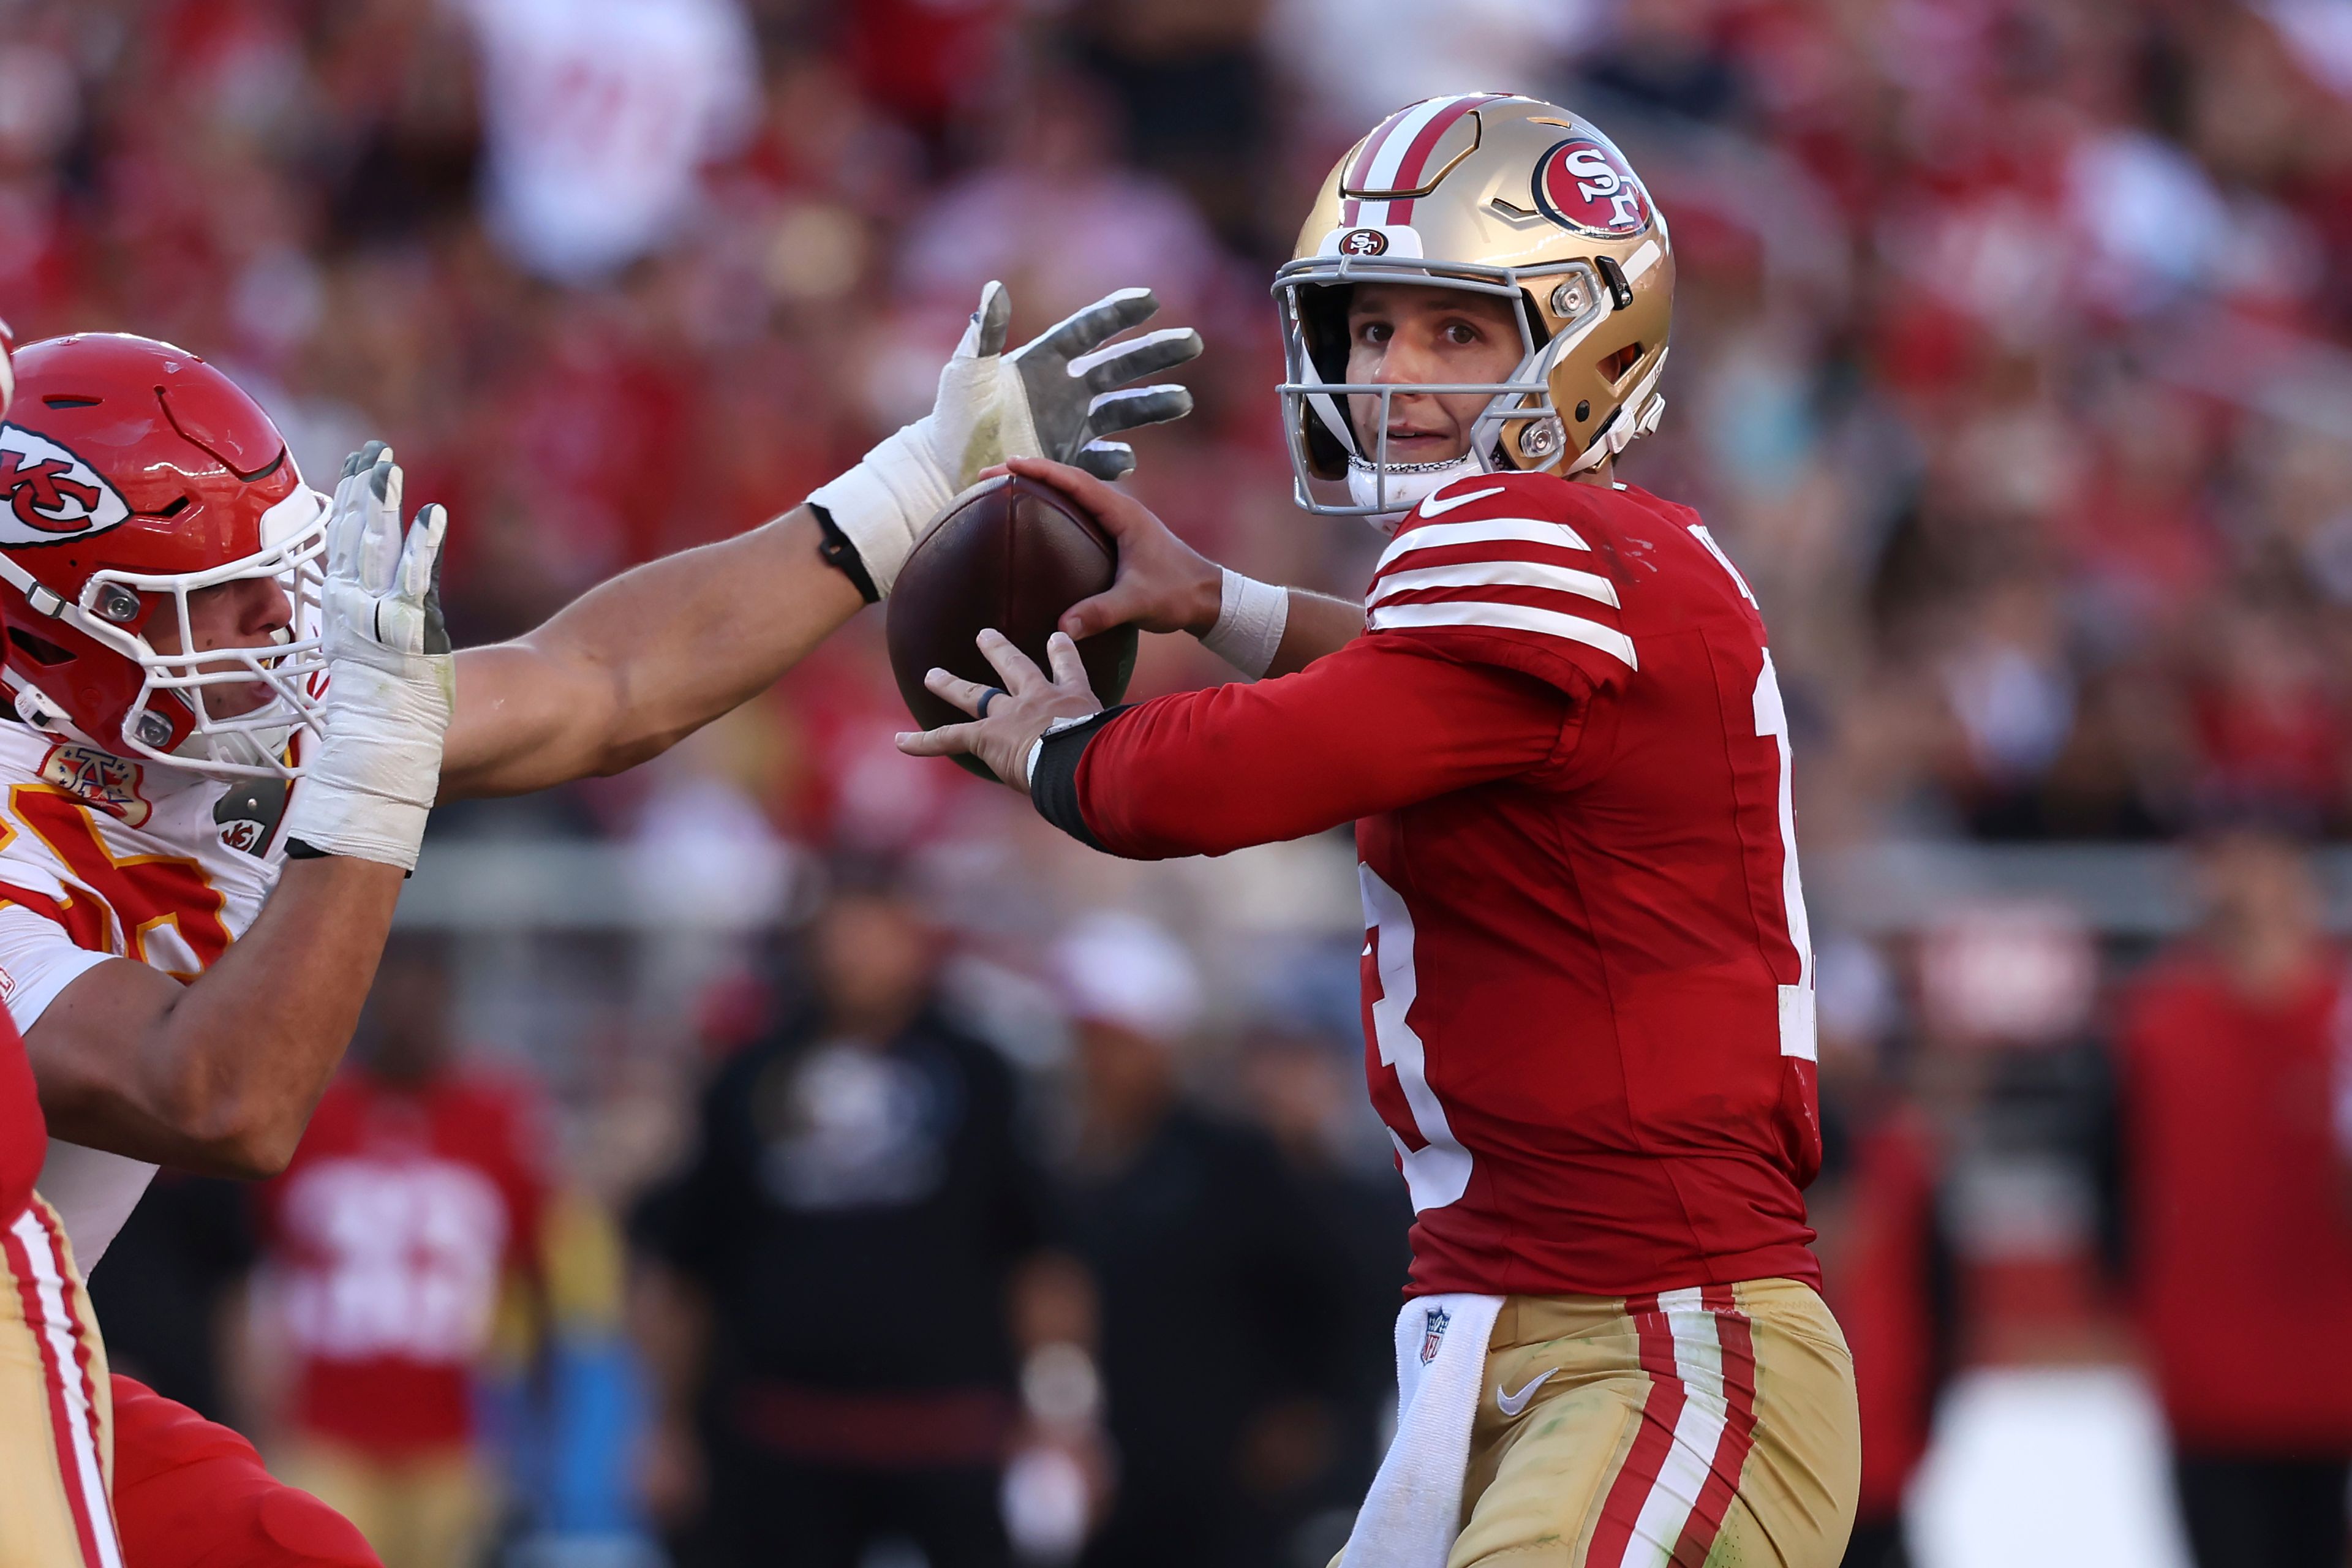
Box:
[10,0,2352,1564]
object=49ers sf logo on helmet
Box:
[1531,137,1653,239]
[0,424,130,546]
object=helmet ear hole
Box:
[1599,342,1643,385]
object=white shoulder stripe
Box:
[1370,598,1638,670]
[1376,517,1591,572]
[1371,557,1620,609]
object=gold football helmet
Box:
[1276,93,1674,521]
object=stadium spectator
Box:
[632,861,1054,1568]
[249,937,553,1568]
[1046,914,1352,1568]
[2113,828,2352,1568]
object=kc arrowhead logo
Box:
[0,425,130,546]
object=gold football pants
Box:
[0,1194,120,1568]
[1346,1278,1859,1567]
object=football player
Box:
[0,315,129,1568]
[899,96,1861,1566]
[0,286,1196,1567]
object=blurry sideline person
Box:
[1236,1026,1414,1560]
[0,318,129,1568]
[632,864,1054,1568]
[1047,915,1352,1568]
[2114,828,2352,1568]
[1806,943,1956,1568]
[249,937,549,1568]
[903,94,1858,1565]
[0,288,1190,1564]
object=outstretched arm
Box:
[441,507,862,800]
[437,286,1201,801]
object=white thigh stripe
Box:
[12,1209,122,1568]
[1371,557,1621,609]
[1620,1288,1733,1568]
[1377,518,1592,571]
[1370,599,1638,670]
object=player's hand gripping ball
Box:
[889,475,1131,782]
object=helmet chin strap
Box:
[1346,452,1486,534]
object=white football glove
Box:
[808,281,1202,596]
[281,440,454,872]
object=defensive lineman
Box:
[0,287,1195,1566]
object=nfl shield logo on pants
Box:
[1419,1305,1452,1366]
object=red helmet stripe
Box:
[1340,106,1414,227]
[1383,94,1505,225]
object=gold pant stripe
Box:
[0,1194,119,1568]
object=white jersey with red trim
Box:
[0,719,291,1265]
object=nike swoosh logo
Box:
[1419,484,1506,518]
[1497,1368,1556,1417]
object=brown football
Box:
[887,475,1138,780]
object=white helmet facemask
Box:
[6,484,334,781]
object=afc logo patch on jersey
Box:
[1531,137,1654,239]
[1419,1304,1452,1366]
[214,776,290,858]
[40,741,150,827]
[0,425,131,547]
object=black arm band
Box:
[809,502,880,605]
[1028,706,1133,851]
[282,837,414,878]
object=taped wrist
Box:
[805,421,951,598]
[280,658,450,872]
[1197,569,1289,679]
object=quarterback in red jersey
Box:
[0,287,1193,1568]
[902,96,1860,1566]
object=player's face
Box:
[142,576,295,719]
[1344,284,1525,465]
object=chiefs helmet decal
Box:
[0,425,132,545]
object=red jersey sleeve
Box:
[1039,633,1578,859]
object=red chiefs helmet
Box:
[0,334,328,778]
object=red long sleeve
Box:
[1068,634,1579,859]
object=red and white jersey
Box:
[0,720,290,1265]
[1037,473,1822,1298]
[260,1069,548,1455]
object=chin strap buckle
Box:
[14,684,66,731]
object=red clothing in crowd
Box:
[260,1070,549,1455]
[1833,1107,1945,1521]
[1037,474,1822,1300]
[2117,949,2352,1449]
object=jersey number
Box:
[1361,864,1474,1212]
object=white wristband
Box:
[1196,568,1289,679]
[281,658,450,872]
[805,421,953,600]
